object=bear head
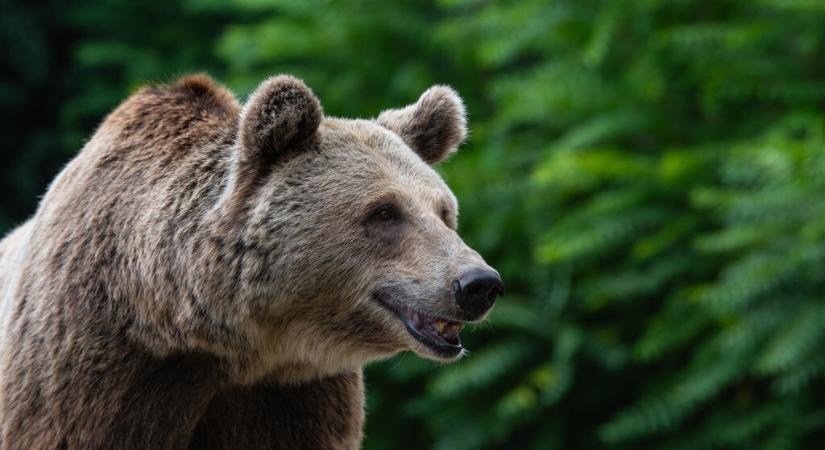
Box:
[213,76,502,380]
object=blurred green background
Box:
[4,0,825,448]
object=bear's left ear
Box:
[377,86,467,164]
[237,75,323,170]
[221,76,322,218]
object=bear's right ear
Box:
[377,86,467,165]
[237,75,323,170]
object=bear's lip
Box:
[376,297,465,359]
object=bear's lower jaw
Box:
[403,316,464,360]
[376,298,465,360]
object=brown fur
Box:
[190,371,364,450]
[377,86,467,164]
[0,74,493,449]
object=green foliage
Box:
[4,0,825,448]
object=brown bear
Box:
[0,74,503,449]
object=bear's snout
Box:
[453,267,504,321]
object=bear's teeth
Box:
[435,319,447,333]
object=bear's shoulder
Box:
[96,74,242,159]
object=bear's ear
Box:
[377,86,467,164]
[237,75,323,168]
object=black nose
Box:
[453,268,504,320]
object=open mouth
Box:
[378,299,465,359]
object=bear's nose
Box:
[453,268,504,320]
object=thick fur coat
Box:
[0,74,499,449]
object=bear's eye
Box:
[440,208,450,223]
[378,208,394,221]
[372,204,400,223]
[440,206,455,229]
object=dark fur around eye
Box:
[363,201,405,245]
[440,206,456,229]
[440,207,450,222]
[366,202,402,224]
